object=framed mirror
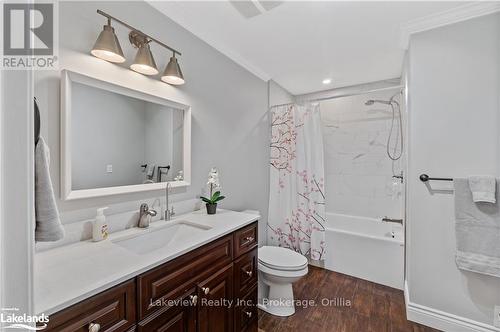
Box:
[61,70,191,200]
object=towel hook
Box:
[34,97,40,146]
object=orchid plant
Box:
[200,191,225,205]
[200,168,225,213]
[201,168,225,204]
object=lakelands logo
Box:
[1,2,58,69]
[1,307,49,330]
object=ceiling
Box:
[149,1,467,95]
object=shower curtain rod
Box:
[269,84,404,109]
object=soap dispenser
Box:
[93,207,109,242]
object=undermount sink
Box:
[113,220,212,255]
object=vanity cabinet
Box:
[45,222,258,332]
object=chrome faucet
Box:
[164,182,175,221]
[138,203,157,228]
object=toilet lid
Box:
[258,246,308,271]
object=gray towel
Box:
[35,137,64,242]
[454,178,500,277]
[468,175,496,203]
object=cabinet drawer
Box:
[234,249,257,298]
[138,235,233,320]
[137,288,197,332]
[44,280,136,332]
[233,223,257,258]
[234,285,257,332]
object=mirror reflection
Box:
[71,82,184,191]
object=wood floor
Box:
[258,266,441,332]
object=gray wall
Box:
[407,13,500,329]
[34,1,269,243]
[1,69,35,317]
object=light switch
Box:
[106,164,113,173]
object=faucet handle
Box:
[170,205,175,216]
[140,203,149,215]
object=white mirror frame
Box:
[61,69,191,200]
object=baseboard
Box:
[404,282,500,332]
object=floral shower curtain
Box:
[268,103,326,261]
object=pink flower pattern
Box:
[268,104,326,261]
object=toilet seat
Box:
[258,246,308,271]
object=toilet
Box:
[257,246,308,317]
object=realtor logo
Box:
[0,307,49,330]
[1,2,58,69]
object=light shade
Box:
[130,43,158,75]
[161,55,185,85]
[91,25,125,63]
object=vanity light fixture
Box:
[129,32,158,75]
[161,53,185,85]
[91,18,125,63]
[91,10,184,85]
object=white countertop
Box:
[34,209,259,315]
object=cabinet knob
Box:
[88,322,100,332]
[245,270,253,277]
[244,236,254,242]
[244,310,252,318]
[202,287,210,295]
[190,295,198,305]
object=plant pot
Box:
[206,203,217,215]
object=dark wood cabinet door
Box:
[234,285,257,332]
[44,280,136,332]
[233,249,258,298]
[198,264,234,332]
[137,289,197,332]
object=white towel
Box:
[468,175,496,203]
[35,137,64,242]
[454,179,500,277]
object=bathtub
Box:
[324,212,404,290]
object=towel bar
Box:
[419,174,453,182]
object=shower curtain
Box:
[268,103,326,261]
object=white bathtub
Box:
[324,212,404,289]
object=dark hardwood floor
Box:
[258,266,441,332]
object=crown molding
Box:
[400,1,500,49]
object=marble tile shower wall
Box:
[320,89,403,219]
